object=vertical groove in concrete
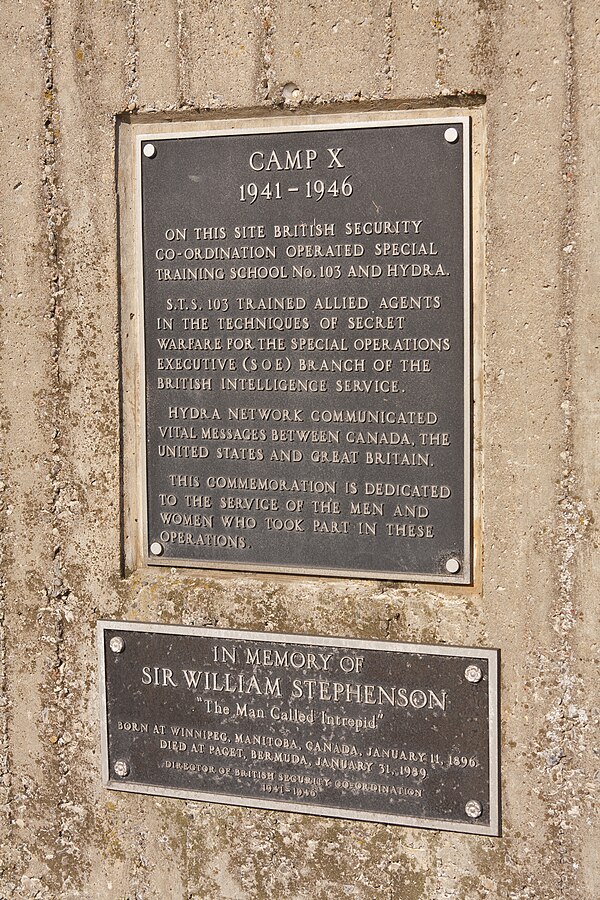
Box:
[545,4,584,894]
[571,2,600,893]
[39,3,79,891]
[124,0,140,111]
[177,0,189,106]
[0,19,9,829]
[382,1,394,96]
[551,1,599,894]
[0,504,6,844]
[433,2,446,94]
[255,1,275,103]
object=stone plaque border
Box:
[119,107,483,584]
[98,620,500,836]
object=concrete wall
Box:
[0,2,598,897]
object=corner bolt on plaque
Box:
[134,112,472,581]
[98,622,500,835]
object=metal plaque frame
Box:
[121,108,480,584]
[98,620,500,835]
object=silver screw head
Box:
[465,799,483,819]
[143,143,156,158]
[113,759,129,778]
[444,127,459,143]
[445,557,461,574]
[465,664,483,683]
[109,636,125,654]
[150,541,164,556]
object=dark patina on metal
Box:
[99,621,499,835]
[139,115,471,581]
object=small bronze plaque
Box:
[136,114,472,582]
[99,622,499,834]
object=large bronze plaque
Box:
[98,622,499,835]
[137,114,471,581]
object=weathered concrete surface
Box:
[0,1,598,898]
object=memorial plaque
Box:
[98,622,499,834]
[136,113,472,581]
